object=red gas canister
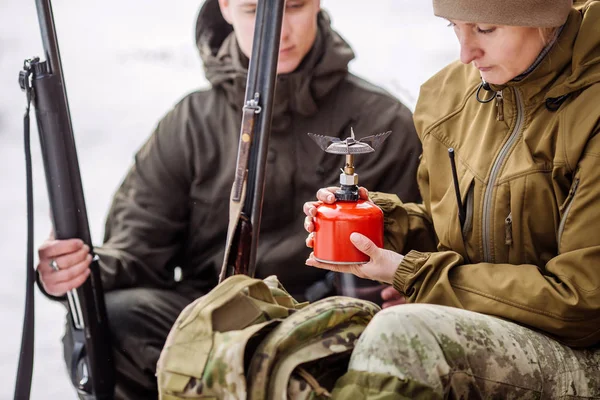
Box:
[314,199,383,264]
[308,128,391,265]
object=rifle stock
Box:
[220,0,285,281]
[15,1,115,398]
[232,214,253,276]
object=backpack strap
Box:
[295,367,332,398]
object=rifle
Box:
[220,0,285,281]
[15,1,114,399]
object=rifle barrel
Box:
[242,0,285,278]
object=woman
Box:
[303,0,600,397]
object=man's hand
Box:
[37,238,92,297]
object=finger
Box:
[303,201,319,218]
[305,233,314,248]
[358,187,370,200]
[42,254,92,286]
[305,252,348,272]
[304,215,315,233]
[48,268,91,297]
[37,244,90,276]
[381,285,400,300]
[349,232,379,257]
[55,245,90,270]
[305,253,368,279]
[38,238,85,261]
[38,238,84,255]
[37,258,57,276]
[316,187,338,203]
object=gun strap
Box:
[14,64,35,400]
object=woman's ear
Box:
[218,0,233,25]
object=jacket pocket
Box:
[440,170,475,262]
[557,177,580,250]
[504,212,513,246]
[462,181,475,238]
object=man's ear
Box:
[218,0,233,25]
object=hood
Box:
[195,0,236,85]
[490,1,600,103]
[547,1,600,98]
[194,0,355,129]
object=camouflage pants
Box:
[332,304,600,399]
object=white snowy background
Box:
[0,1,459,398]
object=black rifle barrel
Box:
[28,0,114,398]
[242,0,285,278]
[33,0,88,241]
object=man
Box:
[36,0,422,398]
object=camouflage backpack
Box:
[156,274,380,400]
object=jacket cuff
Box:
[393,250,430,294]
[369,192,402,216]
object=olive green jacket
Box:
[376,2,600,347]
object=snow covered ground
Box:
[0,1,458,398]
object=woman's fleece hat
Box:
[433,0,573,27]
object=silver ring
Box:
[49,258,60,272]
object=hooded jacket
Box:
[93,3,422,300]
[376,2,600,347]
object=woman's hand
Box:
[303,186,371,248]
[305,232,404,285]
[380,285,407,308]
[37,238,92,297]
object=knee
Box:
[105,288,153,322]
[105,289,159,342]
[360,303,445,342]
[339,304,458,397]
[349,304,453,376]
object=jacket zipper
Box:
[504,212,513,246]
[496,90,504,121]
[557,178,580,251]
[482,88,524,262]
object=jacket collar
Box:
[200,12,354,131]
[487,9,582,106]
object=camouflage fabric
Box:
[247,296,380,399]
[157,275,380,400]
[157,275,304,400]
[332,304,600,399]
